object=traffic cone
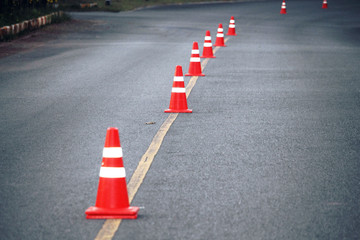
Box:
[185,42,205,77]
[201,30,216,58]
[226,16,237,36]
[322,0,328,8]
[165,65,192,113]
[85,127,139,219]
[280,0,287,14]
[214,24,226,47]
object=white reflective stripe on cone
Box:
[190,57,201,62]
[99,167,126,178]
[173,76,184,82]
[230,20,235,23]
[204,43,212,47]
[172,88,186,93]
[229,24,235,28]
[217,33,224,37]
[204,36,212,41]
[103,147,123,158]
[218,28,223,32]
[191,49,200,54]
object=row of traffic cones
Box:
[85,16,238,219]
[86,0,332,220]
[164,18,236,113]
[280,0,328,14]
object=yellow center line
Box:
[94,37,230,240]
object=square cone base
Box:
[85,206,139,219]
[185,73,205,76]
[164,109,192,113]
[200,56,216,58]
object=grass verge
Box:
[62,0,224,12]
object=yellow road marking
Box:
[94,37,230,240]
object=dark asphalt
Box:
[0,0,359,239]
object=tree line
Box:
[0,0,59,14]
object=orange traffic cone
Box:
[226,16,237,36]
[280,0,287,14]
[214,23,226,47]
[322,0,328,8]
[185,42,205,77]
[201,30,215,58]
[165,65,192,113]
[85,127,139,219]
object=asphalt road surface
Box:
[1,0,359,239]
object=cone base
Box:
[280,11,287,14]
[213,44,227,47]
[164,109,192,113]
[85,206,139,219]
[226,33,237,36]
[185,73,205,76]
[200,55,216,58]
